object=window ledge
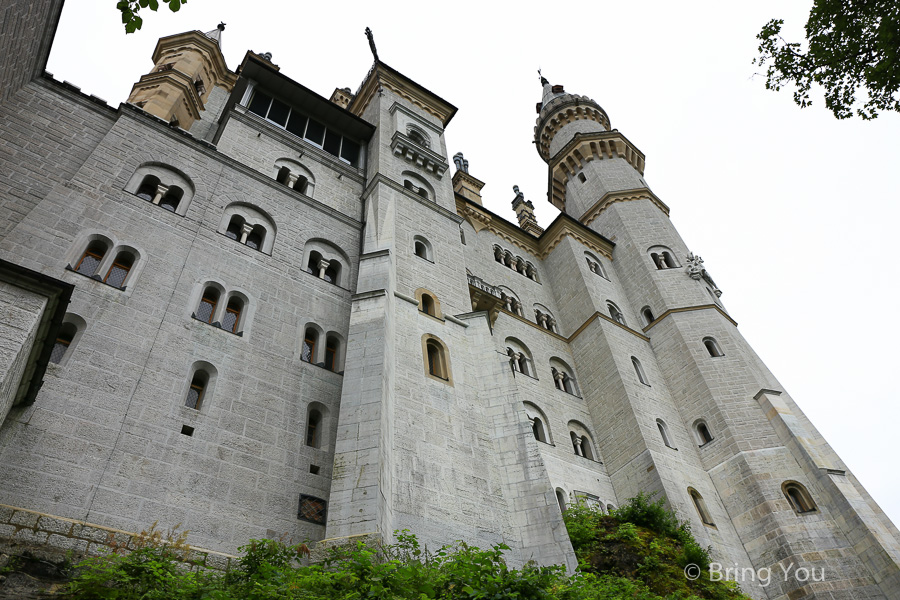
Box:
[302,268,351,292]
[191,314,243,337]
[418,310,445,323]
[664,445,679,451]
[698,439,715,449]
[554,388,582,399]
[65,265,127,291]
[416,255,434,264]
[512,370,539,382]
[300,358,343,376]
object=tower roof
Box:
[204,22,225,48]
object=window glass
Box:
[340,139,360,166]
[50,339,70,364]
[267,98,290,126]
[323,129,342,156]
[76,245,105,276]
[286,112,307,138]
[248,91,272,117]
[298,494,327,524]
[305,119,326,145]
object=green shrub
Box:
[610,492,681,538]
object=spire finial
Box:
[538,68,549,86]
[217,22,226,31]
[365,27,379,62]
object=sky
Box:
[47,1,900,529]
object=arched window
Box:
[534,305,558,333]
[225,215,243,240]
[420,294,435,316]
[551,361,579,396]
[632,356,649,385]
[324,335,339,372]
[607,302,626,325]
[408,128,429,148]
[657,419,674,449]
[125,163,195,216]
[303,241,348,287]
[556,488,567,513]
[423,335,451,382]
[570,431,581,456]
[641,307,655,326]
[532,417,548,443]
[302,327,318,364]
[695,420,714,446]
[196,287,220,324]
[306,407,322,448]
[103,250,135,289]
[505,338,534,378]
[222,296,243,333]
[274,159,315,196]
[580,436,594,460]
[607,503,616,513]
[136,175,160,201]
[413,236,433,261]
[50,321,78,365]
[185,369,209,410]
[703,337,724,357]
[649,246,679,270]
[75,240,109,276]
[782,482,817,514]
[219,203,277,254]
[568,421,599,461]
[585,253,607,278]
[689,488,715,526]
[245,225,266,250]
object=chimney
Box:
[451,153,486,205]
[512,185,543,235]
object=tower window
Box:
[158,186,183,212]
[695,420,714,446]
[607,302,626,325]
[324,336,339,372]
[689,488,715,526]
[421,294,435,316]
[782,482,817,514]
[657,419,675,449]
[532,417,547,443]
[556,489,567,513]
[306,408,322,447]
[298,494,328,524]
[641,307,655,326]
[49,322,78,364]
[632,356,649,386]
[136,175,160,201]
[703,337,724,357]
[222,296,243,333]
[424,336,450,382]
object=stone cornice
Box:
[351,62,457,127]
[568,311,650,343]
[579,188,670,226]
[455,196,614,260]
[549,131,646,212]
[641,304,738,333]
[390,131,449,178]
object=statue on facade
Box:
[365,27,379,62]
[685,253,722,297]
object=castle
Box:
[1,3,900,598]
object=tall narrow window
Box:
[197,288,219,324]
[783,482,817,514]
[245,225,265,250]
[225,216,243,241]
[50,322,78,364]
[641,307,655,326]
[136,175,160,201]
[580,436,594,460]
[75,241,108,276]
[185,370,209,410]
[570,431,582,456]
[657,419,674,448]
[323,262,339,285]
[556,489,567,513]
[302,328,318,363]
[324,336,338,372]
[159,186,183,212]
[415,241,428,259]
[689,488,715,526]
[632,357,649,385]
[532,417,547,443]
[608,303,626,325]
[222,296,243,333]
[306,408,322,447]
[103,251,135,288]
[703,337,724,357]
[425,338,449,381]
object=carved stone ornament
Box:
[685,252,722,297]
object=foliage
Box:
[116,0,187,34]
[753,0,900,119]
[66,496,751,600]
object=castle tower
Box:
[534,77,900,598]
[127,23,236,129]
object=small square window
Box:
[310,465,320,475]
[181,425,194,437]
[298,494,327,524]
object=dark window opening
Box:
[248,90,272,117]
[197,288,219,323]
[75,241,107,276]
[324,337,338,372]
[222,297,242,333]
[181,425,194,437]
[104,252,134,289]
[310,464,320,475]
[306,409,321,447]
[305,119,326,146]
[298,494,327,524]
[136,176,159,201]
[225,216,243,241]
[185,371,208,410]
[302,328,317,363]
[49,322,77,364]
[267,98,290,126]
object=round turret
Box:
[534,80,610,162]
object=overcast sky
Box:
[48,1,900,529]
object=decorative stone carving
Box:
[453,152,469,173]
[685,252,722,297]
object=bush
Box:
[610,492,681,538]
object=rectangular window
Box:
[298,494,327,524]
[286,112,307,138]
[267,98,290,126]
[304,118,326,146]
[340,139,360,165]
[248,91,272,117]
[323,129,342,156]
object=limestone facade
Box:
[0,4,899,599]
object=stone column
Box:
[151,184,169,205]
[239,223,254,244]
[318,259,331,279]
